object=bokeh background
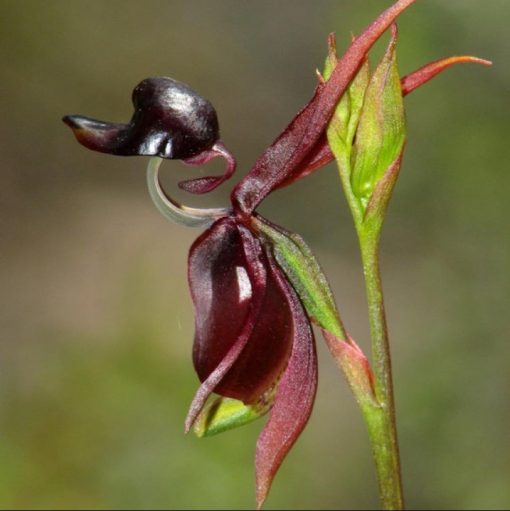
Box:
[1,0,508,509]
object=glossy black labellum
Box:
[63,77,219,160]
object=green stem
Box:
[358,226,403,510]
[332,142,403,509]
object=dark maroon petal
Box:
[213,261,292,403]
[193,219,292,402]
[185,217,265,430]
[401,56,492,96]
[63,77,220,160]
[231,0,416,215]
[255,252,318,509]
[185,217,293,430]
[178,141,237,194]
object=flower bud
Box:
[350,25,406,209]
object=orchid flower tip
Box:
[451,55,493,67]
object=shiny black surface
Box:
[63,77,219,159]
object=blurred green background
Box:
[0,0,508,509]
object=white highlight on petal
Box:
[141,131,166,154]
[236,266,252,302]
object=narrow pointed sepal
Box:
[275,134,334,189]
[401,56,492,96]
[283,54,491,183]
[255,253,318,509]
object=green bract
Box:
[254,217,345,340]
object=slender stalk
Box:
[332,145,404,508]
[358,226,403,510]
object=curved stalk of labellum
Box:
[147,157,229,228]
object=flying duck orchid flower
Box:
[63,0,490,507]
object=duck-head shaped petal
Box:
[64,77,237,193]
[63,77,219,160]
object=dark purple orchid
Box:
[63,0,491,507]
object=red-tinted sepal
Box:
[401,56,492,95]
[255,252,318,509]
[321,330,378,410]
[276,133,333,189]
